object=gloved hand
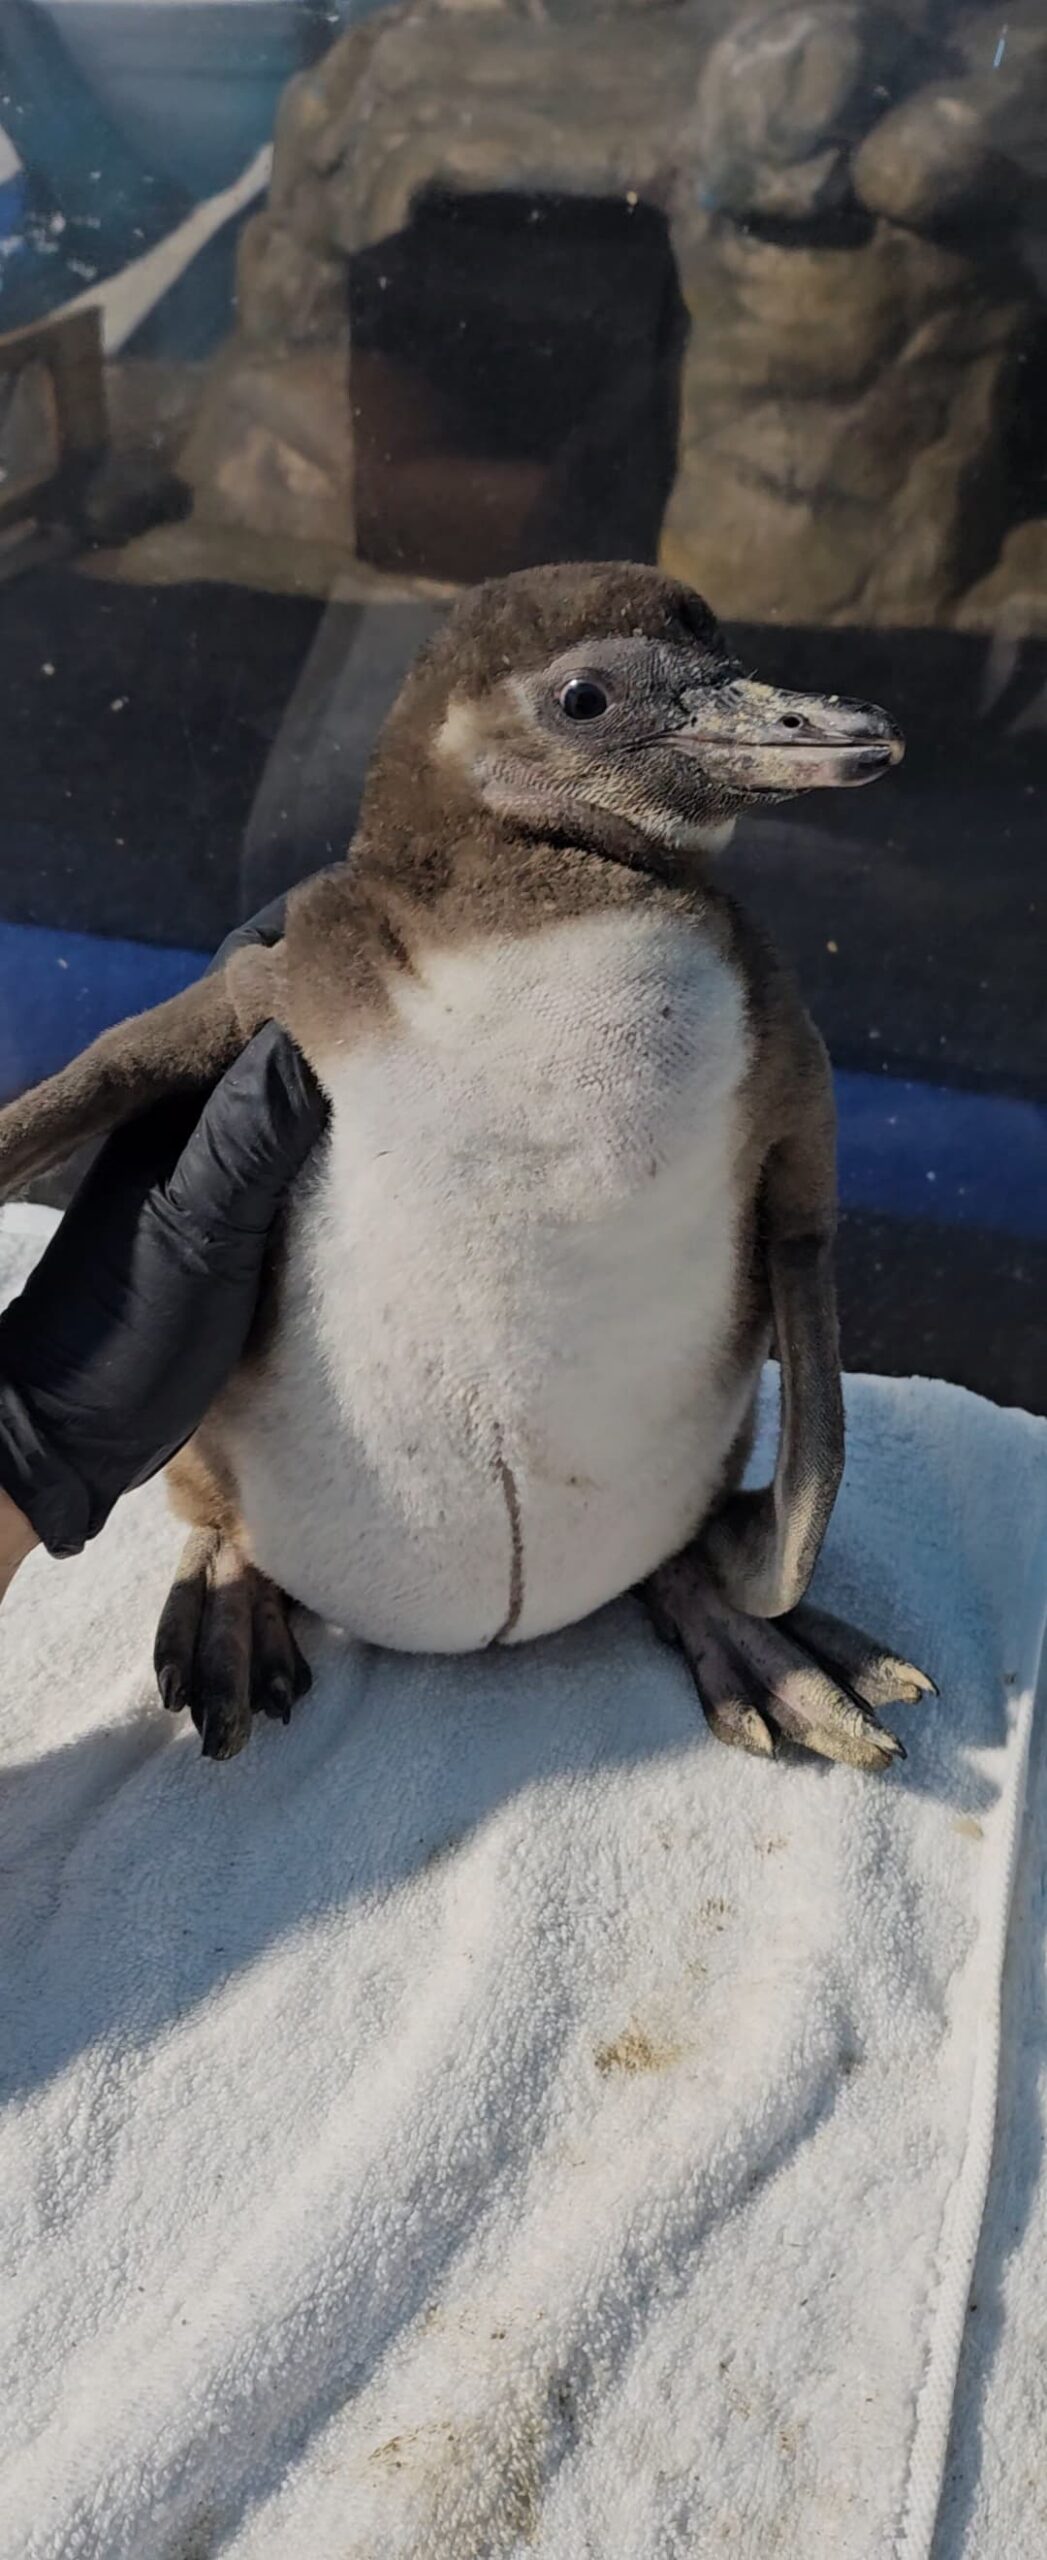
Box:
[0,897,325,1565]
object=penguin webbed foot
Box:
[154,1530,312,1761]
[645,1554,935,1773]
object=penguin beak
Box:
[663,680,905,793]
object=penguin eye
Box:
[559,678,609,722]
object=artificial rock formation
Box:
[173,0,1045,627]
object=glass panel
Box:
[0,0,1044,1403]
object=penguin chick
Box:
[0,564,931,1767]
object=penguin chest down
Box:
[221,907,759,1651]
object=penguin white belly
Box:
[220,910,758,1650]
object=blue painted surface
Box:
[834,1068,1047,1242]
[0,919,205,1105]
[0,174,27,239]
[0,918,1044,1239]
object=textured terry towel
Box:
[0,1208,1045,2560]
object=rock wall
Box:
[176,0,1047,627]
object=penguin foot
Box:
[154,1530,312,1760]
[645,1554,935,1773]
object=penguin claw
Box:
[154,1537,310,1763]
[645,1555,933,1774]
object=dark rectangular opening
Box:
[348,188,686,584]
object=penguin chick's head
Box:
[384,563,904,869]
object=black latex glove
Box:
[0,899,326,1556]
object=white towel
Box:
[932,1630,1047,2560]
[0,1211,1045,2560]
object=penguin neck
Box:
[357,754,723,942]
